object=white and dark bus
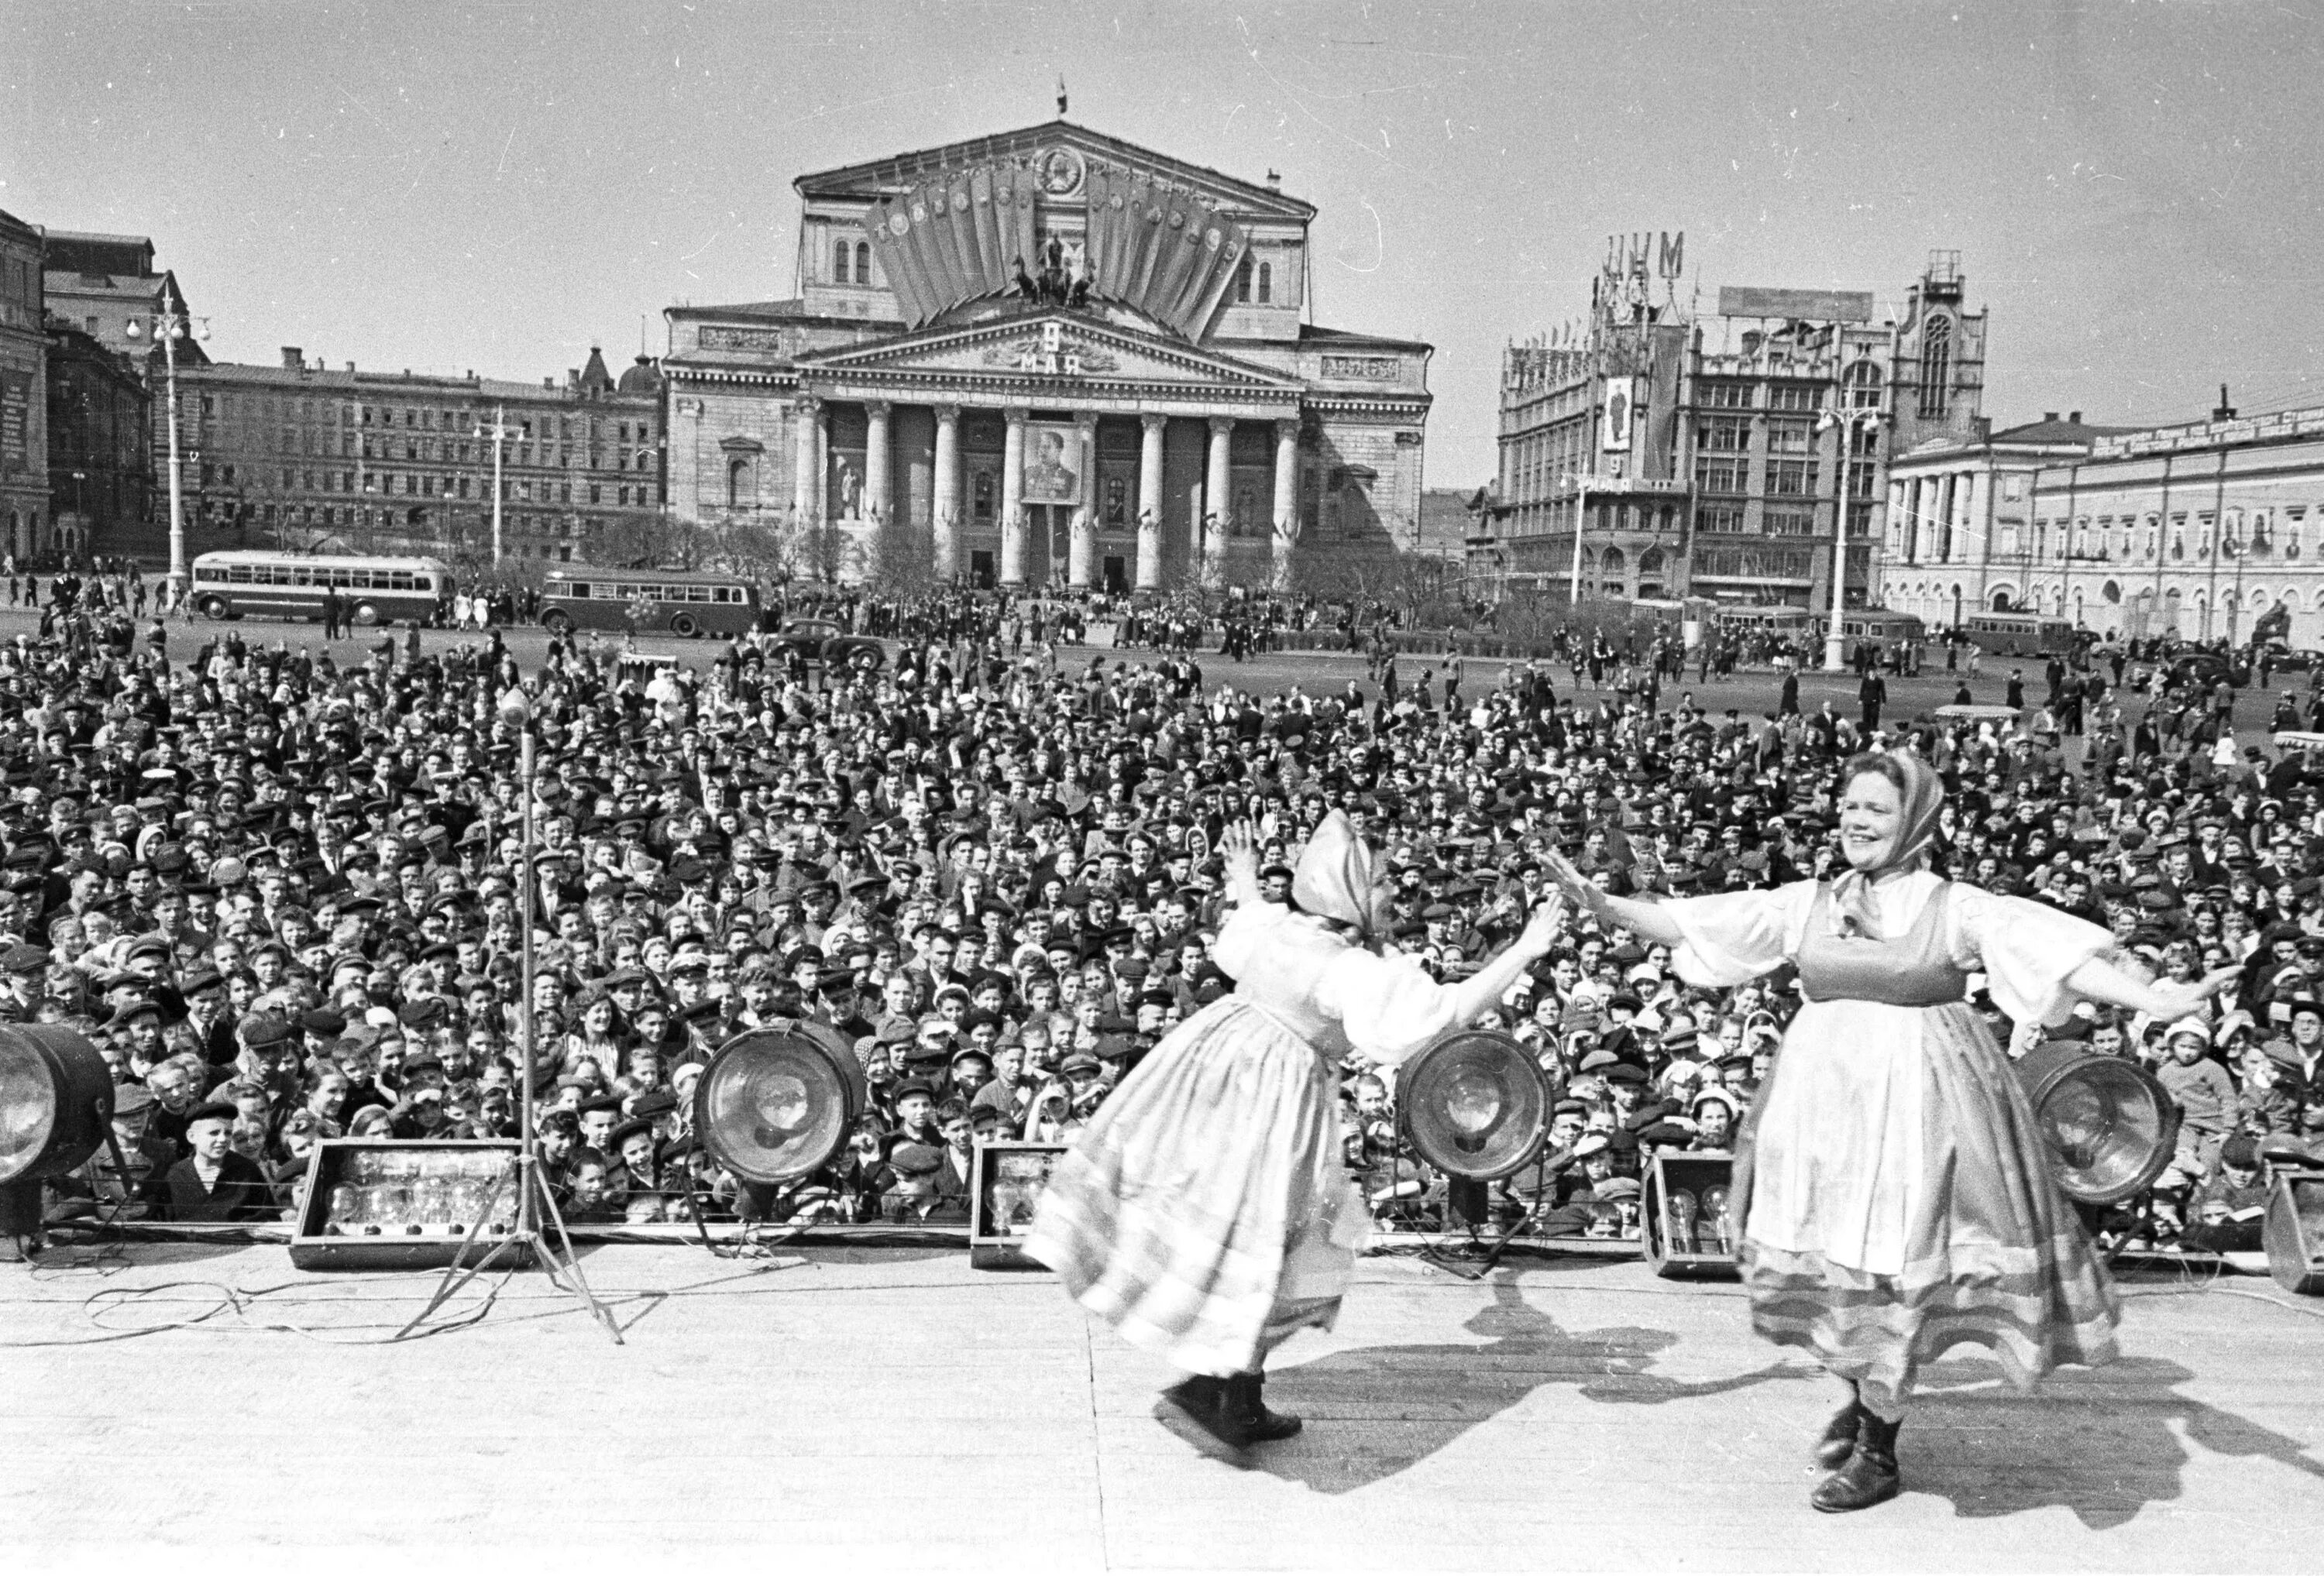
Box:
[188,551,452,627]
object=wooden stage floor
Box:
[4,1241,2319,1574]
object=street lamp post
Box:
[1817,406,1881,671]
[475,406,514,565]
[1559,471,1592,605]
[122,280,208,602]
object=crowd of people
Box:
[4,572,2321,1266]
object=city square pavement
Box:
[3,1239,2319,1573]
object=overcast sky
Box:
[6,0,2322,486]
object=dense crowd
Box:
[6,575,2322,1262]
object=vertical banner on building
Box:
[1602,376,1641,452]
[1182,227,1247,338]
[947,174,985,295]
[1012,165,1040,276]
[898,185,947,321]
[0,369,26,473]
[1150,188,1202,320]
[970,167,1005,289]
[1117,173,1157,305]
[1084,166,1119,291]
[922,178,968,309]
[1172,205,1247,337]
[869,199,927,325]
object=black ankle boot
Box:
[1229,1369,1302,1443]
[1160,1374,1250,1450]
[1810,1410,1901,1513]
[1814,1385,1865,1469]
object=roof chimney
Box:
[2042,411,2059,423]
[2068,410,2082,424]
[344,361,355,373]
[2213,383,2236,421]
[281,346,304,370]
[1266,168,1282,191]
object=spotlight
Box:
[2013,1042,2181,1206]
[694,1023,867,1185]
[0,1027,116,1240]
[1397,1029,1549,1181]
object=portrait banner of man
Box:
[1022,422,1082,506]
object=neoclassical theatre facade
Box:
[662,119,1432,589]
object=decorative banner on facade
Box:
[1021,419,1084,506]
[875,152,1253,340]
[0,369,26,472]
[1716,286,1874,323]
[1603,376,1641,452]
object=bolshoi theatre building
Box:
[661,118,1432,590]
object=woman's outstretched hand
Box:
[1541,848,1600,909]
[1219,819,1260,894]
[1517,895,1569,959]
[2144,965,2243,1023]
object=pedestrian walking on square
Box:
[1027,814,1563,1451]
[1543,751,2233,1513]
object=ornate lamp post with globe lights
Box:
[122,280,209,603]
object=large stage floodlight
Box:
[696,1023,868,1185]
[2014,1042,2181,1206]
[1397,1029,1550,1182]
[0,1026,116,1238]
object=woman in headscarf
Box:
[1028,811,1564,1451]
[1546,750,2233,1514]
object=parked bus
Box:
[1708,603,1814,635]
[188,551,451,626]
[1961,611,2076,659]
[1833,610,1927,647]
[538,567,762,639]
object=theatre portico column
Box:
[791,397,820,522]
[1204,416,1233,573]
[999,408,1028,587]
[863,400,892,525]
[1067,414,1098,589]
[1136,414,1166,590]
[1270,417,1299,587]
[933,404,962,581]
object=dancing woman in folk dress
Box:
[1548,750,2233,1512]
[1027,812,1564,1451]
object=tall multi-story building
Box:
[661,115,1432,590]
[0,209,50,560]
[44,319,150,558]
[1883,394,2324,645]
[171,345,665,567]
[1473,244,1985,612]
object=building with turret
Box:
[1472,245,1985,612]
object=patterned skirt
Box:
[1023,996,1356,1378]
[1734,997,2119,1416]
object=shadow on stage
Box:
[1186,1277,1807,1496]
[1907,1354,2324,1530]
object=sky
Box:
[5,0,2323,487]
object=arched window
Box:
[1257,263,1273,304]
[855,242,870,283]
[1917,314,1953,418]
[727,455,755,509]
[834,239,851,284]
[1235,256,1253,304]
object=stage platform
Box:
[3,1241,2319,1574]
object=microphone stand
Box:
[407,709,623,1342]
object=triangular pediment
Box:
[795,119,1315,222]
[796,311,1303,393]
